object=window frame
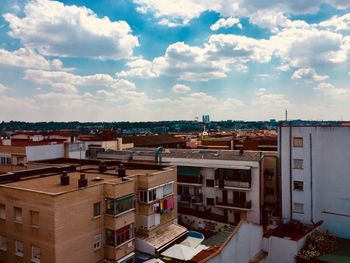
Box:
[293,181,304,191]
[0,203,6,220]
[293,159,304,169]
[30,210,40,228]
[15,240,24,257]
[93,234,102,251]
[293,202,304,214]
[31,245,41,263]
[93,202,101,218]
[0,235,7,251]
[293,137,304,148]
[14,207,22,224]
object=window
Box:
[14,207,22,223]
[105,224,134,247]
[0,235,7,251]
[0,203,5,220]
[139,191,147,203]
[0,156,11,165]
[31,246,40,262]
[264,169,274,181]
[93,202,101,217]
[293,181,304,191]
[106,195,135,216]
[206,179,214,187]
[148,189,156,202]
[15,240,24,257]
[206,198,214,206]
[163,183,173,197]
[293,159,303,169]
[120,254,135,263]
[293,203,304,213]
[30,210,39,227]
[93,234,102,251]
[293,137,303,147]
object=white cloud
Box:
[291,68,329,82]
[314,82,350,100]
[172,84,191,93]
[0,83,8,94]
[4,0,138,60]
[24,70,135,94]
[0,48,51,69]
[319,13,350,31]
[210,17,241,31]
[117,59,158,78]
[133,0,350,28]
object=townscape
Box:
[1,0,350,262]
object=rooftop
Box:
[133,148,263,162]
[0,161,163,195]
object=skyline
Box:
[0,0,350,121]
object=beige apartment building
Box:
[0,160,185,263]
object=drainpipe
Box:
[289,126,293,221]
[310,133,315,224]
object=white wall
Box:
[26,144,64,161]
[207,222,263,263]
[279,126,350,238]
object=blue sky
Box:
[0,0,350,121]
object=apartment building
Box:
[0,160,186,263]
[100,149,278,228]
[278,124,350,238]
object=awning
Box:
[177,166,201,177]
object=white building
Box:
[279,124,350,238]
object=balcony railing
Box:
[215,198,252,209]
[215,179,251,189]
[178,194,203,204]
[178,175,203,185]
[178,206,228,224]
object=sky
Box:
[0,0,350,122]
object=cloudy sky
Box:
[0,0,350,121]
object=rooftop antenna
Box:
[285,109,288,122]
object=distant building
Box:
[202,115,210,124]
[279,124,350,238]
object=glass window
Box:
[148,189,156,202]
[0,203,5,220]
[15,240,24,257]
[293,137,303,147]
[0,235,7,251]
[105,224,134,247]
[163,183,173,197]
[31,246,40,263]
[139,191,147,203]
[293,203,304,213]
[293,159,303,169]
[206,180,214,187]
[293,181,304,191]
[93,234,102,251]
[93,202,101,217]
[14,207,22,223]
[206,198,214,206]
[30,210,39,227]
[106,195,135,216]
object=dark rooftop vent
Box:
[78,173,88,188]
[60,171,70,185]
[239,149,244,155]
[118,164,126,177]
[99,161,107,173]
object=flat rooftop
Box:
[1,164,161,195]
[133,148,263,162]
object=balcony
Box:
[178,194,203,204]
[215,179,251,190]
[177,175,203,185]
[178,206,228,224]
[215,198,252,210]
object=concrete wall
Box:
[207,222,263,263]
[26,144,64,161]
[280,126,350,238]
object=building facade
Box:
[279,124,350,238]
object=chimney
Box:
[78,173,88,188]
[60,171,70,185]
[118,164,126,177]
[99,161,107,173]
